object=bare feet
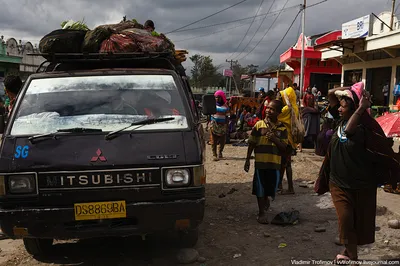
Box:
[257,213,269,224]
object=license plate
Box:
[74,200,126,221]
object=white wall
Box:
[255,78,277,91]
[372,11,399,35]
[342,57,400,104]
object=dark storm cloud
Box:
[0,0,392,69]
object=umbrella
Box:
[376,112,400,138]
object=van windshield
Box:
[10,74,188,136]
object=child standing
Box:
[244,100,288,224]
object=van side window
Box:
[182,77,199,120]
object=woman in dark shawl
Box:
[315,82,400,262]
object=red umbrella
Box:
[376,112,400,138]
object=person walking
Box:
[244,100,288,224]
[276,85,300,194]
[317,82,400,262]
[210,90,229,161]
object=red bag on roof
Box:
[129,33,171,52]
[99,33,139,53]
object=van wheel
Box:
[178,228,199,248]
[23,238,53,256]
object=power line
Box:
[227,0,265,59]
[297,12,302,37]
[231,0,277,60]
[307,0,328,9]
[165,0,250,34]
[167,4,299,34]
[261,9,302,69]
[237,0,291,61]
[174,15,269,42]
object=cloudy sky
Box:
[0,0,394,71]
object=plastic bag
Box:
[283,91,305,144]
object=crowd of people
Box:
[207,82,400,263]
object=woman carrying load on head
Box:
[209,90,229,161]
[318,82,400,262]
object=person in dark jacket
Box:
[318,82,400,262]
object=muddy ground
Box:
[0,144,399,266]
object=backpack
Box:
[283,91,305,144]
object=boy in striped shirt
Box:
[244,100,288,224]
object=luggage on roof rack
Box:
[29,52,187,76]
[29,52,174,62]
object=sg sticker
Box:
[15,145,29,159]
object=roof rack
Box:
[28,52,174,62]
[29,52,186,75]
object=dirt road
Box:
[0,145,399,266]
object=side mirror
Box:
[202,94,216,115]
[0,115,5,134]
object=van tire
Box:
[178,228,199,248]
[23,238,53,256]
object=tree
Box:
[245,64,259,75]
[265,64,283,73]
[189,54,223,89]
[231,62,247,92]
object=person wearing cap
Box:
[257,87,266,104]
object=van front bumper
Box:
[0,198,205,239]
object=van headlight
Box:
[8,175,36,194]
[165,169,190,187]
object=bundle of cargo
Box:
[39,19,176,57]
[175,50,188,63]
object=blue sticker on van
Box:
[15,145,29,159]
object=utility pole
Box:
[390,0,396,30]
[299,0,306,102]
[226,59,238,97]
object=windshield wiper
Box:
[105,117,175,141]
[57,127,103,133]
[28,128,102,144]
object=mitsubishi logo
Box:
[91,149,107,162]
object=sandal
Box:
[334,254,350,265]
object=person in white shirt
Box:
[312,85,318,97]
